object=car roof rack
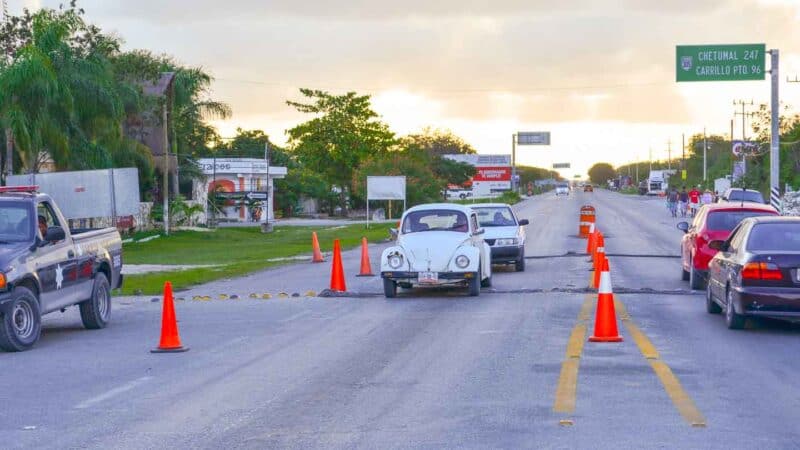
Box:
[0,185,39,194]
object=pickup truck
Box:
[0,186,123,351]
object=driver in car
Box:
[38,215,48,238]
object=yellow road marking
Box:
[553,296,593,415]
[588,271,595,289]
[554,359,580,414]
[615,297,706,427]
[615,299,659,360]
[650,361,707,428]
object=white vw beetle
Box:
[380,203,492,298]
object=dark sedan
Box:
[706,216,800,329]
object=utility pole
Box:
[681,133,685,170]
[733,99,756,176]
[262,141,272,233]
[768,49,780,211]
[511,134,517,193]
[703,127,708,182]
[667,139,672,170]
[648,147,652,172]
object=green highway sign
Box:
[676,44,765,82]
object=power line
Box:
[213,77,669,95]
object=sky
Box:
[9,0,800,177]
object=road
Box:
[3,190,800,449]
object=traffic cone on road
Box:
[589,258,623,342]
[330,239,347,292]
[588,230,602,262]
[593,249,607,289]
[311,232,325,263]
[151,281,189,353]
[356,237,375,277]
[585,224,596,254]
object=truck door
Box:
[35,201,81,313]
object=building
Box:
[195,158,287,222]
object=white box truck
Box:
[647,170,676,196]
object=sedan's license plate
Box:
[418,271,438,284]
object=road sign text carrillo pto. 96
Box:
[676,44,765,82]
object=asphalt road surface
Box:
[4,189,800,449]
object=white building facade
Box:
[194,158,287,222]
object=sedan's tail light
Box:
[741,262,783,280]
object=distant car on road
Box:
[583,184,593,192]
[555,183,570,196]
[716,188,765,204]
[0,187,123,352]
[380,204,492,298]
[471,204,529,271]
[446,188,473,201]
[706,216,800,329]
[677,203,778,290]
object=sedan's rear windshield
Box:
[707,210,775,232]
[747,223,800,251]
[474,207,517,227]
[727,190,764,203]
[402,210,469,233]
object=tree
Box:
[400,127,476,157]
[588,163,616,185]
[286,89,396,212]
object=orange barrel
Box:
[579,205,596,238]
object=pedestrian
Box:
[688,185,701,218]
[678,186,689,218]
[701,189,713,206]
[667,187,679,218]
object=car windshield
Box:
[474,207,516,227]
[727,190,764,203]
[0,202,34,242]
[707,210,775,232]
[747,223,800,252]
[402,209,469,233]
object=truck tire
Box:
[0,287,41,352]
[515,249,526,272]
[80,273,111,330]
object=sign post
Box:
[514,132,551,192]
[676,43,780,211]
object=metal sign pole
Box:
[769,49,781,212]
[511,134,516,192]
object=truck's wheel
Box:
[515,249,526,272]
[0,287,41,352]
[80,273,111,330]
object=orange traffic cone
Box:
[585,224,596,254]
[151,281,189,353]
[589,258,623,342]
[311,232,325,263]
[593,245,606,289]
[330,239,347,292]
[356,237,374,277]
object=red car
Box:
[677,202,778,290]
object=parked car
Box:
[0,186,123,352]
[446,188,473,201]
[706,216,800,329]
[555,184,570,196]
[380,204,492,298]
[583,184,594,192]
[677,203,778,290]
[471,204,529,271]
[716,188,765,204]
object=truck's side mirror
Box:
[676,222,689,233]
[44,226,65,243]
[518,219,530,226]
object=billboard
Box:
[367,176,406,200]
[443,155,512,197]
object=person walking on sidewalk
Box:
[688,185,701,218]
[678,187,689,218]
[667,187,679,218]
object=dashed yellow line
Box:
[615,297,706,428]
[553,295,593,414]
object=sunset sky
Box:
[10,0,800,177]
